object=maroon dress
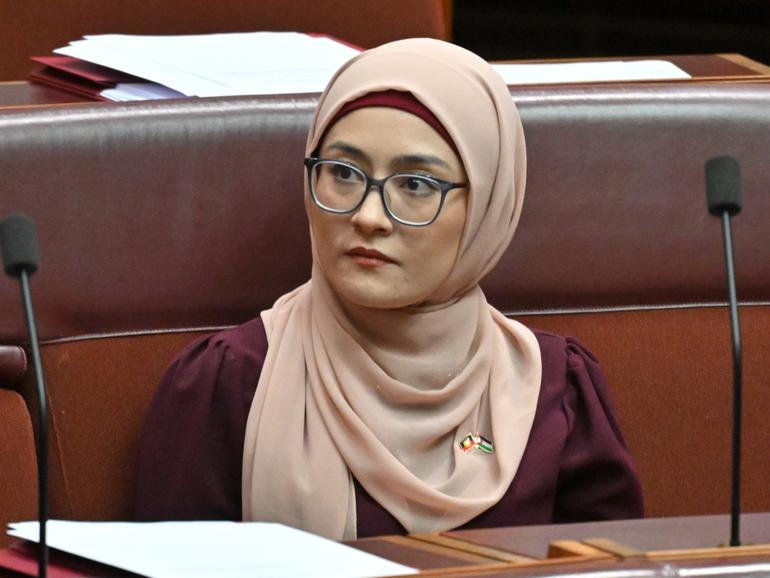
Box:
[134,316,643,537]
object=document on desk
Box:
[53,32,361,97]
[7,520,417,578]
[492,60,690,84]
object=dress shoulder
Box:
[531,329,644,522]
[134,317,268,521]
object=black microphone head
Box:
[0,213,40,278]
[705,155,742,216]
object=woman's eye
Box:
[331,165,354,180]
[398,176,436,197]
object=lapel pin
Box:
[459,432,494,454]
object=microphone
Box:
[0,213,49,578]
[704,155,742,547]
[706,156,742,216]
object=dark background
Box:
[453,0,770,64]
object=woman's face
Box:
[310,106,468,309]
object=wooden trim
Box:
[442,0,453,40]
[719,53,770,75]
[0,102,88,111]
[410,533,534,563]
[547,540,607,558]
[582,538,645,559]
[649,543,770,561]
[376,535,508,565]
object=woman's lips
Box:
[345,247,397,267]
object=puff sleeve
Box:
[551,335,644,522]
[134,318,267,521]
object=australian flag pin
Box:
[459,432,494,454]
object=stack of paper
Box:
[45,32,362,101]
[491,60,690,85]
[29,32,691,102]
[6,520,417,578]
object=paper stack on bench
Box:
[30,32,363,101]
[3,520,417,578]
[29,31,690,102]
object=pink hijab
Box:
[243,38,542,540]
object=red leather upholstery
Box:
[0,345,26,386]
[0,389,37,547]
[1,82,768,523]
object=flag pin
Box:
[459,432,494,454]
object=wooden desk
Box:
[349,513,770,576]
[446,512,770,558]
[2,53,769,110]
[1,514,769,577]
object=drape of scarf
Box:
[243,38,541,540]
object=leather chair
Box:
[0,347,37,547]
[0,81,768,526]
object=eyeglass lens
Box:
[311,161,442,224]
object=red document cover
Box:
[28,55,143,101]
[31,55,141,84]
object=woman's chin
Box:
[331,278,419,310]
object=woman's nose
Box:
[351,187,393,233]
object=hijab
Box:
[242,38,542,540]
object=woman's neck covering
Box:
[242,38,542,540]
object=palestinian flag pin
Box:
[459,432,494,454]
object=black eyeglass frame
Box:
[304,157,467,227]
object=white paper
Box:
[52,33,689,99]
[101,83,186,101]
[492,60,691,85]
[8,520,417,578]
[54,32,361,97]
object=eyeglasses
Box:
[304,157,467,227]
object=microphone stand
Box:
[19,268,49,577]
[706,155,743,547]
[1,214,48,578]
[720,210,742,547]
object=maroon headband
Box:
[321,90,457,154]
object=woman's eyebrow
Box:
[393,154,451,170]
[322,144,451,171]
[323,141,369,162]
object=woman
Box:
[135,38,643,540]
